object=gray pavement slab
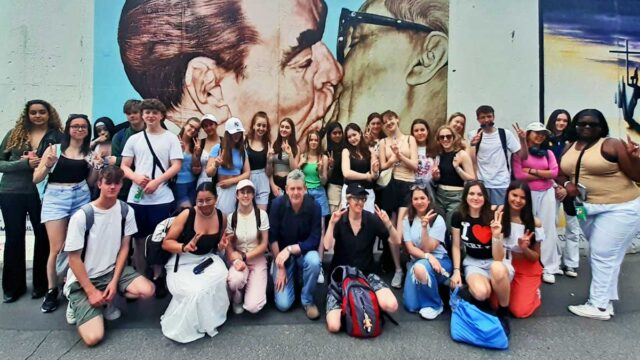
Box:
[2,254,640,359]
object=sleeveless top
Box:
[345,153,373,189]
[272,152,291,174]
[177,208,223,255]
[382,135,415,182]
[247,143,267,170]
[560,138,640,204]
[48,155,90,183]
[176,152,195,184]
[301,161,322,189]
[438,151,464,187]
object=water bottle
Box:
[133,186,144,202]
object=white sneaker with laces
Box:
[103,303,121,321]
[542,273,556,284]
[419,307,443,320]
[66,302,76,325]
[233,303,245,315]
[391,270,403,289]
[607,302,615,317]
[317,268,325,284]
[564,267,578,278]
[568,302,610,320]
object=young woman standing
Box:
[268,118,298,197]
[196,114,220,186]
[411,119,436,200]
[175,117,201,208]
[324,122,344,213]
[448,112,468,149]
[245,112,271,210]
[340,123,378,213]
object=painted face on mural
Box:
[217,0,342,142]
[326,0,449,135]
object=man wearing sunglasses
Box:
[326,0,449,134]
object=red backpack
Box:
[329,266,396,338]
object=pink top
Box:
[512,150,558,191]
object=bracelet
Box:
[423,253,431,260]
[563,180,571,187]
[181,243,186,253]
[453,268,460,273]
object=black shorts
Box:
[380,178,414,214]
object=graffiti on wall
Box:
[542,0,640,140]
[93,0,449,140]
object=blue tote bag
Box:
[449,287,509,350]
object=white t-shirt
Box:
[64,202,137,285]
[504,222,545,253]
[226,209,270,253]
[471,128,520,188]
[402,215,448,259]
[122,130,183,204]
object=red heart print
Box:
[472,224,492,244]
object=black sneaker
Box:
[153,275,168,299]
[41,288,59,313]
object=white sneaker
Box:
[607,302,615,317]
[419,307,443,320]
[542,273,556,284]
[317,268,325,284]
[564,267,578,278]
[232,303,245,315]
[103,303,121,321]
[66,302,76,325]
[568,302,610,320]
[391,270,403,289]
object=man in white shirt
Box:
[65,165,155,346]
[121,99,183,295]
[468,105,528,205]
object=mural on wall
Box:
[542,0,640,140]
[93,0,449,140]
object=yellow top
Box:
[560,138,639,204]
[381,134,415,182]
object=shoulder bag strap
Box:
[80,203,95,261]
[142,130,166,179]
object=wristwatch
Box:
[286,245,293,254]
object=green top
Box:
[111,126,142,166]
[0,131,39,194]
[301,161,321,189]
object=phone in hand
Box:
[193,257,214,275]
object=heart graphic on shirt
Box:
[472,224,492,244]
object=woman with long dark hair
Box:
[401,186,450,320]
[546,109,582,278]
[174,117,202,208]
[411,119,437,196]
[206,117,250,216]
[340,123,378,213]
[196,114,220,186]
[512,121,561,284]
[245,112,271,210]
[0,100,62,303]
[500,181,544,318]
[33,114,99,313]
[560,109,640,320]
[364,112,386,149]
[268,118,298,197]
[324,122,344,213]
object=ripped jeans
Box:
[403,255,453,312]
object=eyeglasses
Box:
[576,121,601,128]
[337,8,435,64]
[69,125,88,131]
[237,188,255,196]
[438,134,453,141]
[196,198,216,206]
[348,195,367,203]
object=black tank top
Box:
[177,208,223,255]
[246,144,267,170]
[48,155,90,183]
[438,151,464,187]
[345,154,373,189]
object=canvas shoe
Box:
[66,302,76,325]
[568,302,610,320]
[564,267,578,278]
[41,288,59,313]
[103,303,122,321]
[542,273,555,284]
[233,303,245,315]
[419,307,443,320]
[391,270,403,289]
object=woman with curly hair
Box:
[0,100,62,303]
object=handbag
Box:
[562,141,593,216]
[449,287,509,350]
[376,168,392,188]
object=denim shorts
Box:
[307,187,330,216]
[41,181,91,223]
[174,181,196,207]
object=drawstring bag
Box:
[449,287,509,350]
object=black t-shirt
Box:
[451,211,493,259]
[330,211,389,274]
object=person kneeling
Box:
[64,166,155,347]
[323,183,401,333]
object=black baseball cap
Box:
[346,183,368,197]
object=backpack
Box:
[475,128,511,173]
[56,200,129,276]
[328,266,396,338]
[145,216,178,272]
[449,287,509,350]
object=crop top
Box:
[48,156,90,183]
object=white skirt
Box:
[161,253,229,343]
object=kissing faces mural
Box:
[93,0,449,141]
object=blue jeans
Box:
[403,256,452,312]
[272,250,321,311]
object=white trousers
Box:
[582,197,640,309]
[556,200,582,268]
[532,188,561,275]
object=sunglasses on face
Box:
[438,134,453,140]
[576,121,602,128]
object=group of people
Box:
[1,99,639,346]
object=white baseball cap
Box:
[525,121,551,135]
[225,117,245,134]
[201,114,218,124]
[236,179,255,192]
